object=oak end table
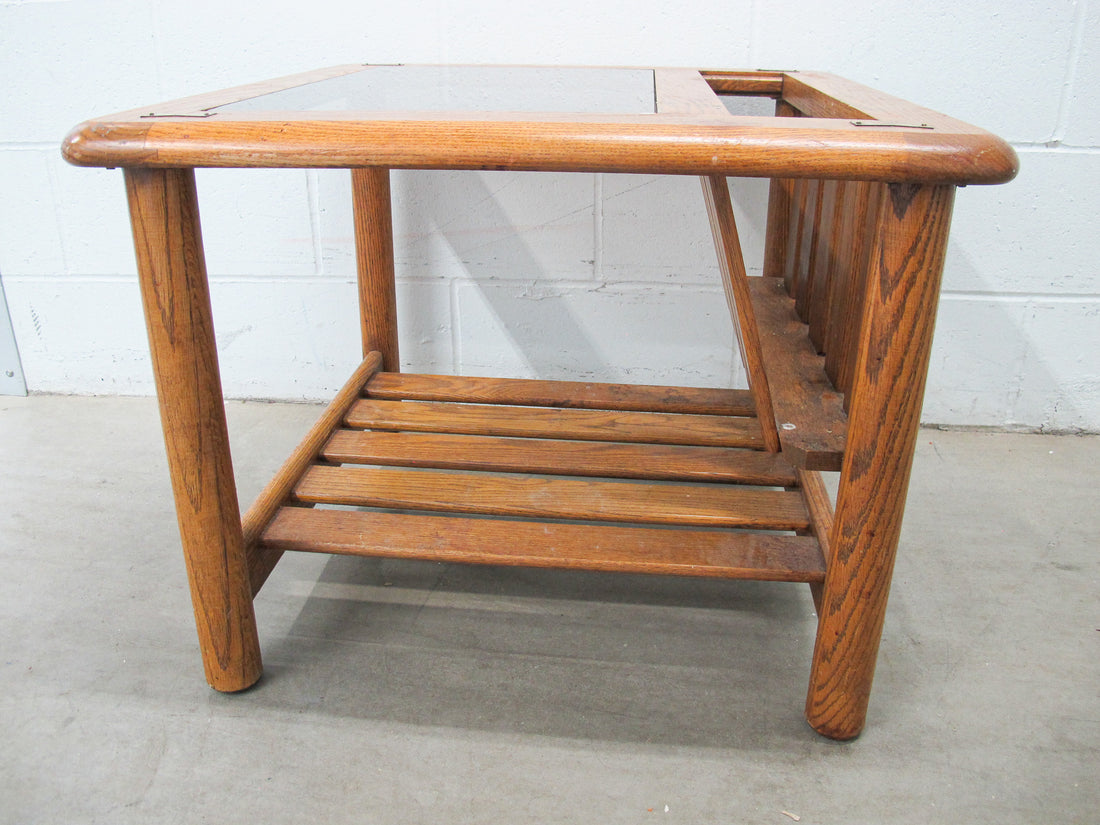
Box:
[63,65,1016,740]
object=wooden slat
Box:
[806,180,841,353]
[797,468,834,615]
[797,470,834,563]
[346,399,765,448]
[323,429,799,485]
[701,71,785,97]
[261,507,826,582]
[824,182,885,404]
[823,182,867,394]
[762,100,800,283]
[781,74,870,120]
[702,175,781,452]
[821,180,858,381]
[783,179,808,293]
[782,72,962,130]
[294,465,810,530]
[792,179,822,318]
[763,176,793,281]
[748,277,848,470]
[654,69,732,117]
[365,372,755,416]
[241,351,384,594]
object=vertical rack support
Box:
[702,175,782,452]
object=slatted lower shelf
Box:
[264,508,824,582]
[250,365,829,586]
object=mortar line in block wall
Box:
[448,277,460,375]
[1011,143,1100,153]
[305,169,324,277]
[747,0,761,67]
[43,157,71,276]
[0,142,63,151]
[1049,0,1090,145]
[593,173,604,281]
[939,291,1100,304]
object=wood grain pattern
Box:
[124,167,261,692]
[62,65,1019,184]
[762,100,800,282]
[81,68,1016,739]
[805,183,956,740]
[781,74,869,120]
[823,182,885,402]
[346,398,765,448]
[763,178,794,281]
[783,72,972,131]
[654,69,732,117]
[749,277,848,470]
[701,71,785,97]
[791,179,822,316]
[261,507,827,582]
[365,371,755,415]
[797,468,834,615]
[805,179,841,352]
[322,428,798,485]
[240,351,383,594]
[352,168,399,369]
[782,179,809,293]
[701,175,781,452]
[63,117,1016,183]
[294,465,810,529]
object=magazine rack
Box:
[63,65,1016,739]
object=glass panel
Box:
[216,66,657,115]
[719,95,779,117]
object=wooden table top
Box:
[62,65,1016,184]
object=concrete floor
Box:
[1,394,1097,824]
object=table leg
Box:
[805,183,955,739]
[352,167,399,370]
[124,167,262,692]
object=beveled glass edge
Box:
[211,65,663,117]
[126,65,748,123]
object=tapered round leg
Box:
[806,184,955,739]
[125,167,262,692]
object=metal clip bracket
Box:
[851,120,933,129]
[140,112,218,119]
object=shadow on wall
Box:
[388,169,769,389]
[399,170,606,380]
[928,240,1097,432]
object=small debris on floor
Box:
[781,812,801,822]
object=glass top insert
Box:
[216,66,658,115]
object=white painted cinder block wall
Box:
[1,0,1097,430]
